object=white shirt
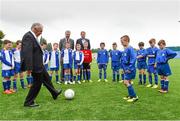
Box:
[13,49,21,63]
[63,49,70,64]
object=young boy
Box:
[49,43,60,84]
[82,41,92,83]
[61,42,73,85]
[41,42,49,71]
[1,40,15,94]
[121,35,138,102]
[12,40,25,90]
[110,42,122,82]
[73,43,84,84]
[146,39,159,88]
[97,42,109,82]
[136,42,147,85]
[156,40,177,93]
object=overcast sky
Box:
[0,0,180,49]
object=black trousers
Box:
[24,68,59,105]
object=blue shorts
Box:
[98,64,107,70]
[157,63,172,76]
[44,64,49,71]
[2,70,14,77]
[14,62,21,74]
[50,67,59,71]
[74,63,83,69]
[124,70,136,80]
[147,64,157,74]
[111,61,120,71]
[137,61,147,70]
[63,64,72,69]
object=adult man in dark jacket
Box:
[76,31,91,50]
[21,23,62,107]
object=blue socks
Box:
[139,74,142,84]
[49,75,52,81]
[78,75,80,81]
[121,73,124,80]
[148,74,152,84]
[2,81,7,91]
[20,79,25,89]
[143,74,146,84]
[113,70,116,81]
[99,69,102,79]
[154,74,158,85]
[87,71,91,80]
[7,80,11,90]
[160,80,165,90]
[56,74,59,82]
[73,76,76,81]
[83,71,86,80]
[127,85,136,97]
[104,70,107,79]
[164,81,169,91]
[117,73,120,81]
[13,79,17,90]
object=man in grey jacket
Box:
[59,30,74,82]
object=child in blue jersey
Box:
[156,40,177,93]
[121,35,138,102]
[73,43,84,84]
[110,42,122,82]
[61,42,73,85]
[1,40,15,94]
[12,40,25,90]
[146,39,159,88]
[49,43,60,84]
[41,42,49,71]
[136,42,147,85]
[97,42,109,82]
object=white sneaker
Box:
[56,81,61,84]
[77,81,81,84]
[98,79,101,82]
[82,80,86,83]
[65,81,68,85]
[104,79,108,82]
[152,84,158,89]
[72,81,75,84]
[89,80,93,83]
[68,81,73,84]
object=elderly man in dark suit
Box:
[76,31,91,50]
[21,23,62,107]
[59,30,74,82]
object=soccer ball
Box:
[64,89,75,100]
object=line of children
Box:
[97,42,109,82]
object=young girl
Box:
[61,42,73,85]
[73,44,84,84]
[82,41,92,83]
[156,40,177,93]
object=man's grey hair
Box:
[31,23,43,30]
[65,30,71,34]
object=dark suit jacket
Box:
[59,38,74,51]
[76,38,91,50]
[21,31,44,73]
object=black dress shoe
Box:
[24,103,40,108]
[53,89,62,100]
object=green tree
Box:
[0,30,5,49]
[47,43,52,51]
